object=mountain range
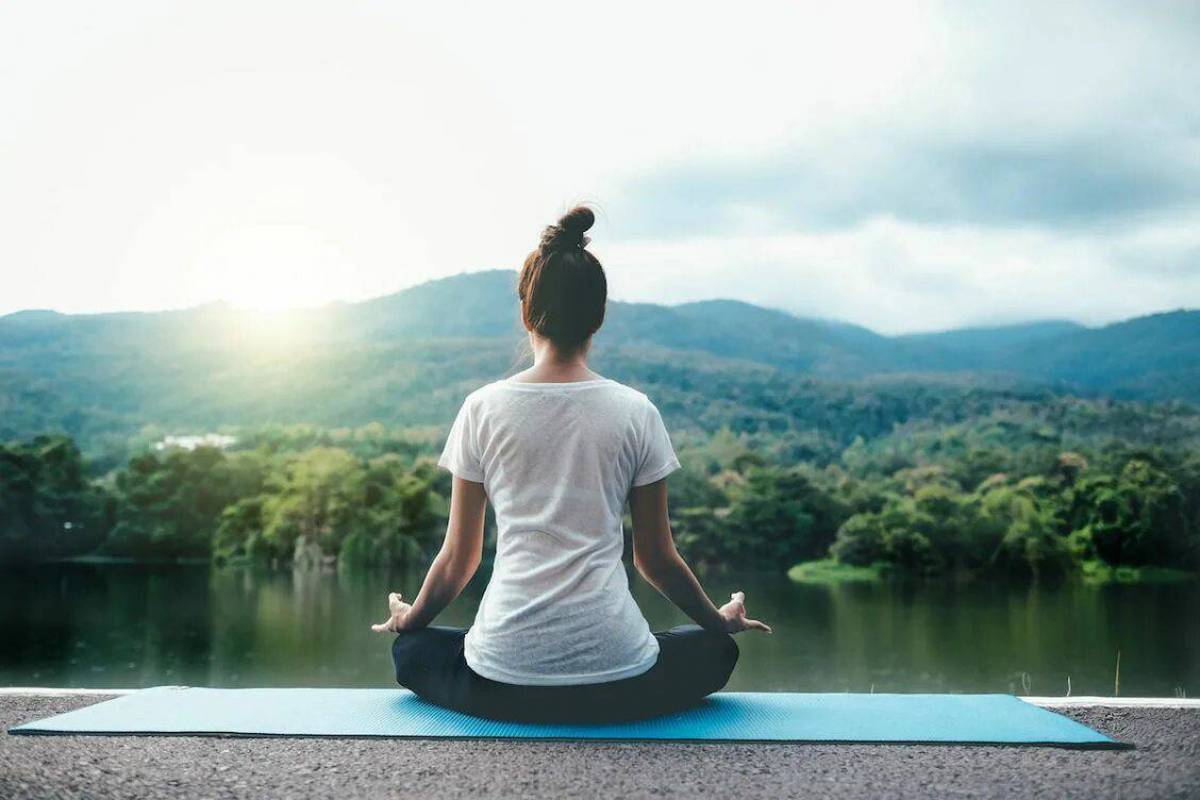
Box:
[2,269,1197,458]
[275,269,1200,395]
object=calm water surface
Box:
[2,563,1197,697]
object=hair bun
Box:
[540,205,595,251]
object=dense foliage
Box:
[3,397,1198,580]
[668,421,1200,579]
[0,435,111,561]
[2,270,1197,577]
[0,430,451,568]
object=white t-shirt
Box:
[437,376,681,686]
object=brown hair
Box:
[517,206,607,353]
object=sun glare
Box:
[202,223,354,312]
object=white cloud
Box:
[0,1,1197,332]
[603,213,1200,334]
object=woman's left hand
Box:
[718,591,772,634]
[370,592,412,633]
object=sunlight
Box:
[203,223,353,312]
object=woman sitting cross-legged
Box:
[371,206,771,724]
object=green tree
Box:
[107,446,262,558]
[0,435,111,561]
[1082,459,1189,567]
[722,466,849,568]
[980,480,1069,580]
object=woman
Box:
[371,206,771,724]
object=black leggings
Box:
[392,625,738,724]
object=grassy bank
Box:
[787,558,885,584]
[787,557,1198,585]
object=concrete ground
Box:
[2,693,1198,799]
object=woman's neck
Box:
[514,337,601,384]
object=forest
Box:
[4,272,1199,581]
[4,393,1198,583]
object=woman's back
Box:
[377,206,767,724]
[439,376,680,685]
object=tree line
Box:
[3,411,1198,580]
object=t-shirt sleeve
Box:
[632,400,682,486]
[438,399,485,482]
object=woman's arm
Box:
[371,475,487,633]
[630,478,771,635]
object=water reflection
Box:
[1,563,1196,697]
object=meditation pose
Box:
[372,206,771,723]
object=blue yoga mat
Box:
[9,687,1119,747]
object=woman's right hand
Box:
[718,591,772,634]
[370,592,413,633]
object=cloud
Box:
[602,214,1200,334]
[611,134,1200,237]
[589,1,1200,329]
[0,1,1197,333]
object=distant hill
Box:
[1,269,1197,457]
[897,321,1086,364]
[1006,310,1200,398]
[336,270,1197,397]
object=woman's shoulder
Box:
[460,379,511,408]
[602,379,655,407]
[589,380,661,423]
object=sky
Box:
[1,1,1198,334]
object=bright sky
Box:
[1,1,1197,333]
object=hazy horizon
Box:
[3,2,1198,334]
[4,266,1195,338]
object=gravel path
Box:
[3,694,1198,799]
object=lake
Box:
[2,563,1197,697]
